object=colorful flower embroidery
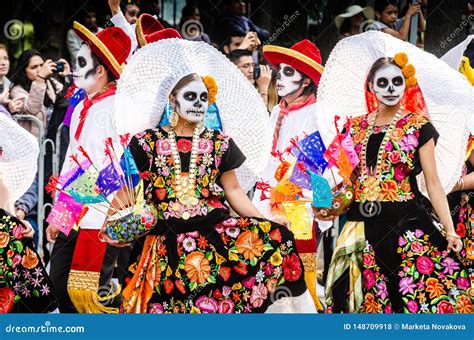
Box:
[350,113,428,202]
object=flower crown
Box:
[393,52,417,88]
[202,75,218,105]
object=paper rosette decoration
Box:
[317,31,472,195]
[115,39,272,192]
[0,115,39,202]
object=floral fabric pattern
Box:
[351,113,429,203]
[359,242,393,314]
[122,128,307,313]
[0,212,56,313]
[132,128,232,221]
[396,229,472,313]
[124,216,305,313]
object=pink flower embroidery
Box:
[197,139,214,154]
[416,256,435,275]
[399,276,417,295]
[398,134,418,153]
[250,282,268,308]
[441,257,460,275]
[156,139,172,155]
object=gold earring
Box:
[169,111,179,127]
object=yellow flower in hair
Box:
[402,64,416,78]
[405,76,418,88]
[202,75,218,105]
[394,52,409,68]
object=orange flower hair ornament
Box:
[394,52,417,88]
[202,75,218,105]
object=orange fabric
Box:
[122,235,161,313]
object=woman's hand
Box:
[7,98,24,113]
[256,64,272,94]
[99,222,131,248]
[445,233,463,253]
[45,224,60,243]
[20,219,35,238]
[37,59,56,79]
[313,207,336,221]
[57,58,71,77]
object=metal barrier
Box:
[12,115,66,259]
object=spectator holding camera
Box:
[10,50,71,139]
[228,49,274,109]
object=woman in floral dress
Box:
[448,140,474,290]
[0,176,57,313]
[101,73,314,313]
[322,55,473,313]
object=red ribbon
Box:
[74,84,117,141]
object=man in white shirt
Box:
[47,22,131,313]
[253,39,328,311]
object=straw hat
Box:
[335,5,374,29]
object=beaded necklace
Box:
[168,124,203,220]
[359,107,403,203]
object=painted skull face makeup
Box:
[73,44,97,92]
[175,79,209,123]
[372,63,406,106]
[276,63,304,97]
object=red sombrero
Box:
[73,22,131,78]
[136,13,182,47]
[263,39,324,85]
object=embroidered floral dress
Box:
[0,209,57,313]
[327,112,473,314]
[447,146,474,289]
[121,127,307,313]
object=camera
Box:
[54,61,64,73]
[253,64,260,80]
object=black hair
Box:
[227,49,253,64]
[11,49,57,107]
[375,0,399,13]
[179,5,199,29]
[301,77,317,96]
[339,13,367,35]
[90,51,117,83]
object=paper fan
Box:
[0,115,39,202]
[317,31,472,195]
[115,38,272,192]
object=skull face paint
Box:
[372,63,405,106]
[276,63,304,97]
[175,79,209,123]
[73,44,97,92]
